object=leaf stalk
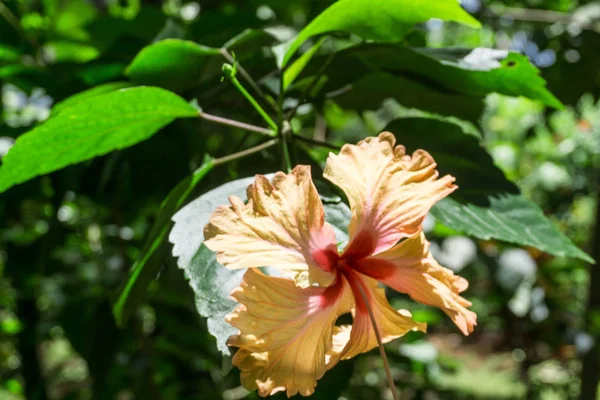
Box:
[199,111,276,136]
[292,133,340,150]
[223,63,278,131]
[212,139,279,166]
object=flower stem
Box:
[0,1,36,47]
[281,137,292,173]
[212,139,279,166]
[354,281,400,400]
[223,64,278,131]
[199,111,276,136]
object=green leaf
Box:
[78,62,127,86]
[44,41,100,63]
[52,81,133,116]
[383,117,518,202]
[282,0,480,66]
[0,65,36,79]
[53,0,98,40]
[283,37,326,91]
[352,45,563,109]
[0,87,198,193]
[322,199,352,245]
[335,72,484,124]
[382,117,588,261]
[0,317,22,335]
[125,32,277,92]
[184,245,244,356]
[224,28,277,52]
[0,44,20,63]
[125,39,221,91]
[112,161,214,327]
[431,196,594,263]
[295,44,561,111]
[170,175,268,354]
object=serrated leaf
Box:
[169,175,270,354]
[431,195,594,263]
[383,118,587,261]
[322,200,352,248]
[335,72,484,124]
[282,0,480,66]
[170,175,265,271]
[52,81,133,116]
[0,87,198,193]
[112,162,214,327]
[125,39,221,92]
[383,117,518,202]
[185,245,244,355]
[295,45,561,110]
[355,46,563,109]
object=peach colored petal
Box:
[324,132,457,258]
[340,269,426,360]
[227,269,353,397]
[325,325,352,366]
[204,166,339,287]
[354,232,477,335]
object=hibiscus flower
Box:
[204,132,477,397]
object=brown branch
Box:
[212,139,279,166]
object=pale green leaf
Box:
[170,175,266,354]
[169,175,353,354]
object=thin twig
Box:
[199,111,276,136]
[325,84,353,99]
[314,112,327,141]
[0,1,35,46]
[286,52,336,121]
[212,139,279,166]
[484,6,567,23]
[292,133,340,151]
[354,279,400,400]
[482,5,600,34]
